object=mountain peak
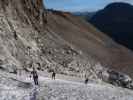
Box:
[105,2,133,10]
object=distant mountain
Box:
[73,11,96,20]
[90,2,133,50]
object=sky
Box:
[44,0,133,12]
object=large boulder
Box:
[101,69,133,89]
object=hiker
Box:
[31,67,39,85]
[14,31,18,40]
[84,73,89,84]
[85,78,89,84]
[52,71,56,80]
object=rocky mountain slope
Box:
[90,2,133,50]
[0,0,102,79]
[46,10,133,78]
[1,0,133,99]
[0,0,133,84]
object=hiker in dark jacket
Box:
[85,78,89,84]
[31,67,39,85]
[52,71,56,80]
[14,31,18,40]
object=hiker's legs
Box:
[85,79,88,84]
[33,78,36,85]
[33,77,38,85]
[36,78,38,85]
[52,75,54,80]
[52,75,55,80]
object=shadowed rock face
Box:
[90,2,133,51]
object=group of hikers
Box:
[30,67,56,85]
[30,67,89,85]
[30,68,90,86]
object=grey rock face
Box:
[0,0,47,31]
[0,0,100,79]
